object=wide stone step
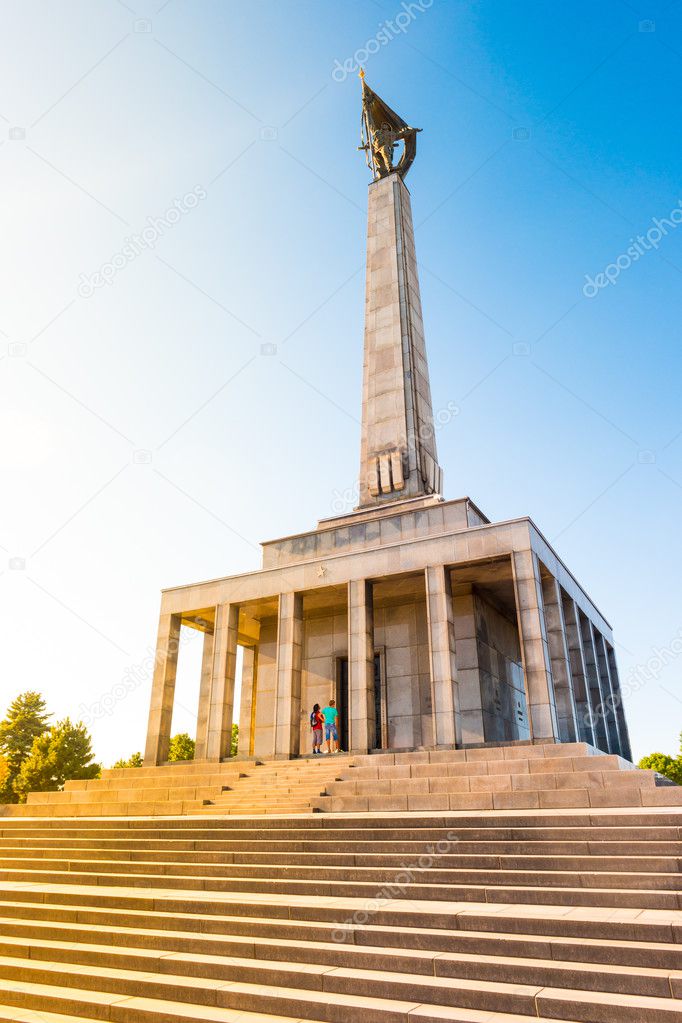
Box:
[194,806,318,814]
[0,950,682,1022]
[5,821,682,841]
[326,771,656,794]
[0,995,308,1023]
[7,817,680,834]
[2,802,201,817]
[3,847,681,872]
[0,981,596,1023]
[314,789,682,813]
[27,788,220,804]
[1,929,679,1000]
[7,908,682,970]
[5,822,682,842]
[3,854,681,886]
[3,809,682,830]
[8,835,682,854]
[1,885,679,944]
[4,914,682,980]
[0,865,678,910]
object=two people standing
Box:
[310,700,341,755]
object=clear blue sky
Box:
[1,0,681,765]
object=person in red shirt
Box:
[310,703,324,755]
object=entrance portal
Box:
[337,654,383,752]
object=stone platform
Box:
[2,742,681,818]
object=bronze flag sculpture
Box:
[359,69,421,180]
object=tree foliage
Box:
[114,727,238,766]
[13,718,101,801]
[638,750,682,786]
[0,691,50,802]
[112,752,143,769]
[638,732,682,785]
[168,733,195,762]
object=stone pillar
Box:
[236,645,258,759]
[511,551,558,742]
[606,643,632,761]
[540,575,579,743]
[453,587,485,744]
[144,612,181,765]
[194,625,215,760]
[204,603,239,761]
[425,565,460,747]
[578,612,609,753]
[358,172,443,506]
[348,579,375,753]
[561,596,596,746]
[594,628,621,754]
[274,593,303,759]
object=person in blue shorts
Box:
[322,700,340,754]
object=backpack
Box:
[310,711,317,729]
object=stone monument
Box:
[143,76,631,765]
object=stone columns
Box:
[561,596,596,746]
[425,565,460,747]
[606,644,632,761]
[540,575,579,743]
[236,646,258,759]
[453,588,485,744]
[204,603,239,761]
[511,551,558,742]
[348,579,375,753]
[194,625,216,760]
[578,613,609,752]
[144,612,181,765]
[274,593,303,759]
[594,628,621,754]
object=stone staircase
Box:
[312,742,682,814]
[189,755,357,816]
[0,754,351,817]
[2,744,682,1022]
[2,742,680,818]
[1,808,682,1021]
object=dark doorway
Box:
[373,654,383,749]
[337,658,350,752]
[337,654,383,751]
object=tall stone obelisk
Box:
[357,76,443,508]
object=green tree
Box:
[0,691,50,803]
[230,723,239,758]
[13,718,101,801]
[638,751,682,786]
[168,733,195,762]
[112,752,143,769]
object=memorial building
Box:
[144,75,631,766]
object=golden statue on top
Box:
[359,70,421,180]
